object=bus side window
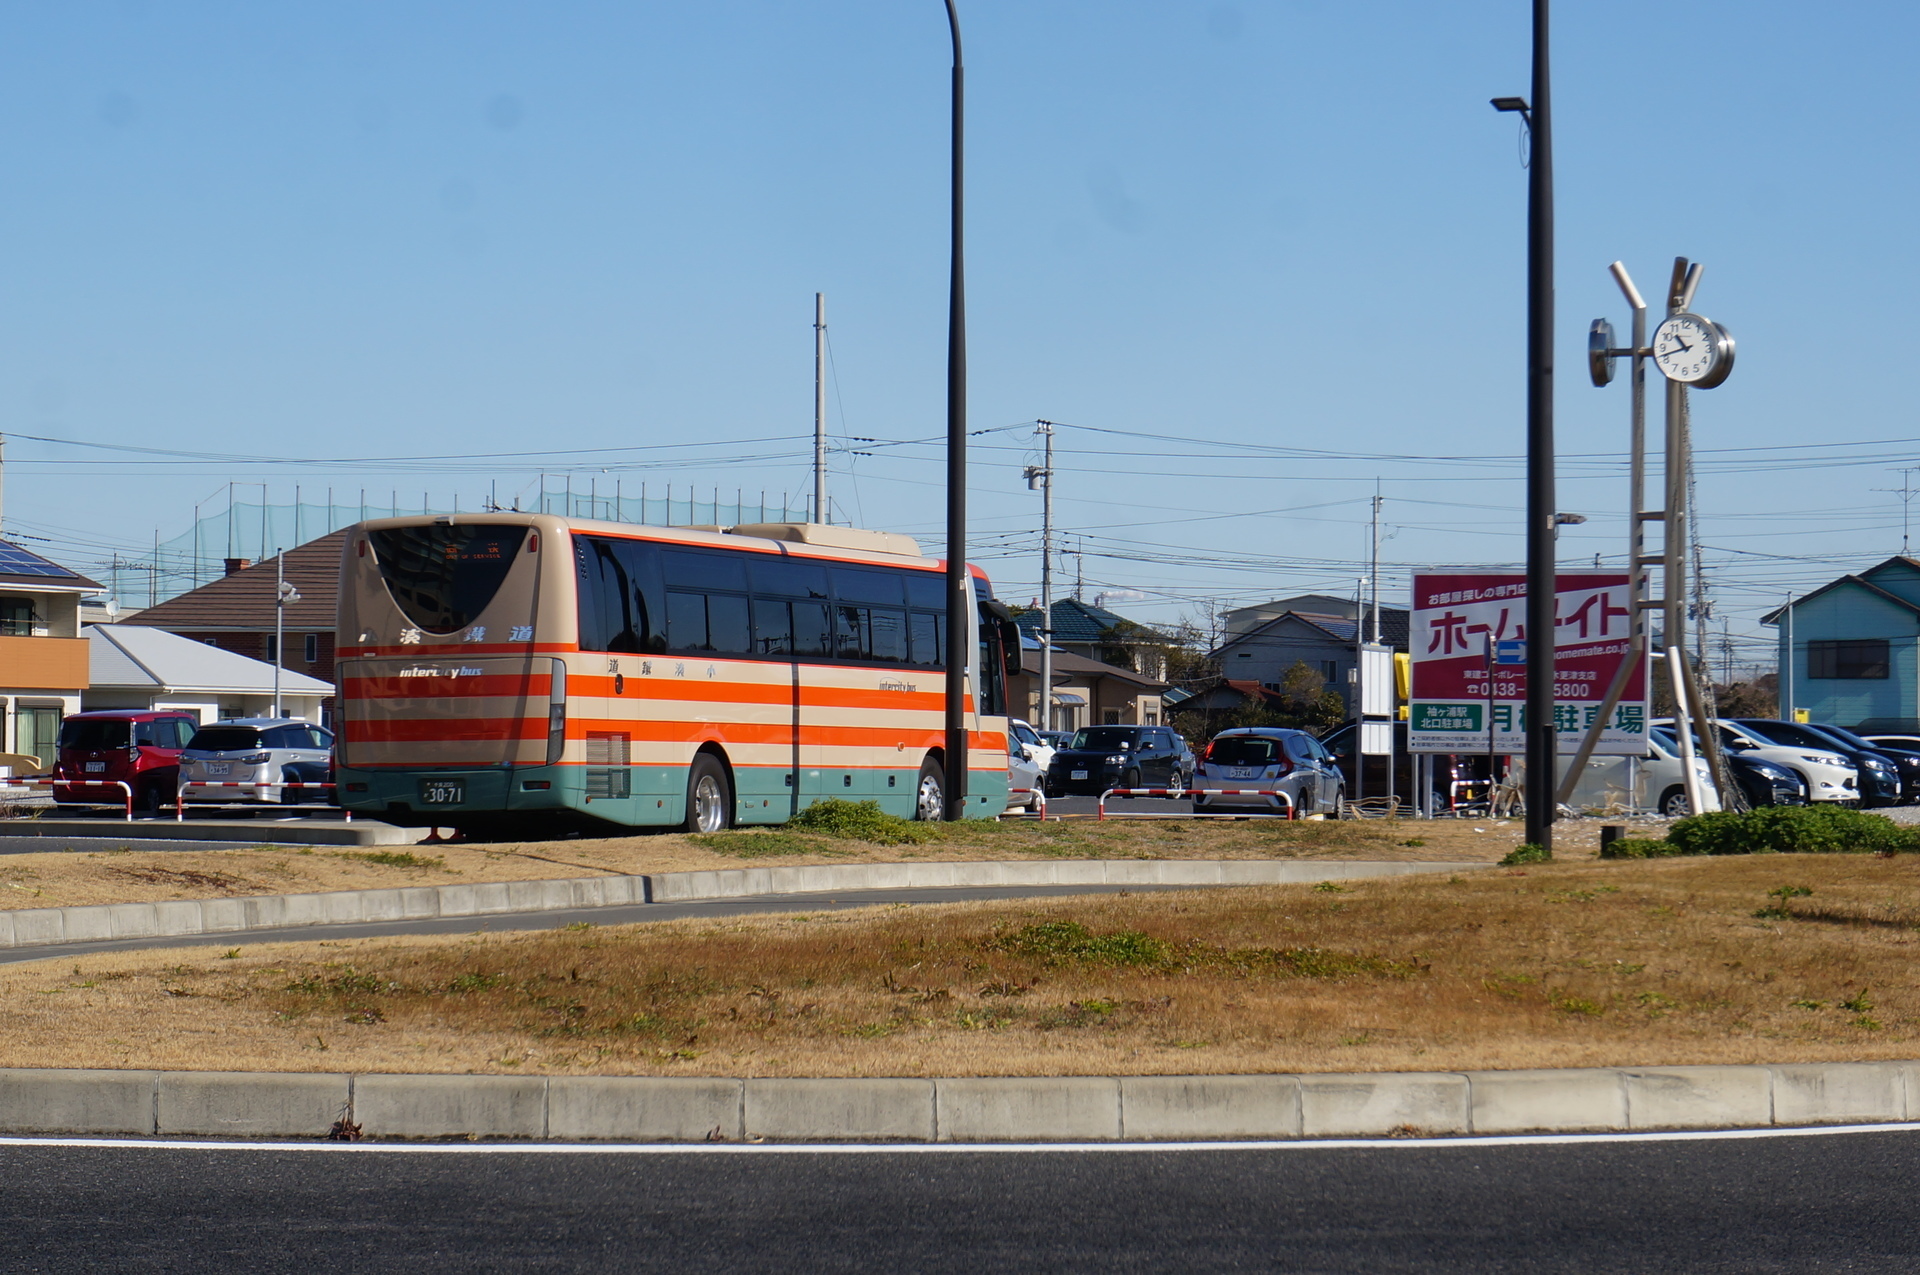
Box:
[909,613,942,667]
[707,595,751,655]
[905,571,944,610]
[869,608,907,663]
[667,591,709,651]
[792,602,831,656]
[750,557,829,601]
[833,567,906,607]
[664,549,747,595]
[834,605,869,659]
[753,598,794,655]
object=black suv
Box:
[1046,725,1194,796]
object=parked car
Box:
[1800,722,1920,806]
[1658,717,1858,806]
[1038,730,1073,751]
[1318,720,1489,812]
[178,718,336,806]
[1008,719,1056,788]
[1191,727,1344,817]
[51,710,199,814]
[1564,727,1714,817]
[1639,726,1805,814]
[1046,725,1193,796]
[1731,718,1897,807]
[1004,734,1043,813]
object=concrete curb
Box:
[0,859,1475,951]
[0,819,425,847]
[1,1062,1914,1141]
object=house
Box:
[118,531,345,693]
[1011,597,1175,681]
[84,624,334,724]
[1211,594,1409,714]
[1007,646,1167,731]
[0,537,102,764]
[1761,556,1920,732]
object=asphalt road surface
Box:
[3,1127,1917,1272]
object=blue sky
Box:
[2,1,1916,671]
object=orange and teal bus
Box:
[334,514,1020,834]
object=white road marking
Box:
[1,1123,1916,1155]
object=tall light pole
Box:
[942,0,969,820]
[813,293,828,524]
[1492,0,1555,853]
[1028,422,1057,732]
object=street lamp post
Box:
[1492,0,1555,853]
[942,0,969,820]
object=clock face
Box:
[1652,313,1722,384]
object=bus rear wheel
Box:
[914,758,944,822]
[684,754,732,834]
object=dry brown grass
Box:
[0,814,1541,911]
[3,853,1917,1077]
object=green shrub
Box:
[987,920,1170,966]
[786,799,931,846]
[1666,805,1917,857]
[1598,837,1683,860]
[1500,842,1551,866]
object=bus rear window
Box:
[369,525,527,634]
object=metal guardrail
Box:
[1097,787,1296,821]
[1005,787,1048,818]
[3,778,135,820]
[175,781,344,821]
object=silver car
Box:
[179,718,336,806]
[1192,727,1345,818]
[1004,734,1044,814]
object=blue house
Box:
[1761,556,1920,732]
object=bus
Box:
[333,514,1021,834]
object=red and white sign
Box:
[1408,569,1646,755]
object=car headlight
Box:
[1801,754,1846,768]
[1866,758,1894,772]
[1104,755,1126,765]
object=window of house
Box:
[264,634,278,663]
[1320,660,1339,682]
[304,633,319,663]
[1808,639,1890,679]
[0,598,35,637]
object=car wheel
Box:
[682,753,733,834]
[1659,785,1691,818]
[1296,784,1314,818]
[1122,767,1141,794]
[134,783,164,816]
[913,757,945,822]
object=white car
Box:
[1004,734,1043,813]
[179,718,335,806]
[1563,728,1715,816]
[1653,717,1857,806]
[1008,719,1056,791]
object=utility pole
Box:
[1028,422,1057,731]
[273,551,302,719]
[941,0,968,820]
[814,293,828,525]
[1369,484,1383,644]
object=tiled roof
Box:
[1039,647,1168,690]
[1218,608,1409,652]
[0,537,101,591]
[88,624,334,694]
[1012,598,1166,646]
[121,532,345,632]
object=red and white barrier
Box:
[3,778,135,820]
[1097,787,1296,821]
[1005,787,1048,818]
[175,781,339,821]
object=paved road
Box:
[0,882,1210,966]
[3,1128,1917,1271]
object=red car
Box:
[52,710,199,814]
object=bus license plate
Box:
[421,779,466,805]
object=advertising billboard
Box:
[1407,569,1645,756]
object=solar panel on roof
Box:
[0,540,82,579]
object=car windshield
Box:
[1068,728,1141,751]
[1208,736,1283,766]
[1730,721,1799,747]
[187,727,266,752]
[58,719,130,750]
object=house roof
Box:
[1034,647,1168,691]
[0,537,102,593]
[1760,565,1920,626]
[88,624,335,695]
[1217,608,1409,654]
[1012,597,1167,646]
[1227,594,1364,620]
[120,531,345,632]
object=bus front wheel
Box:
[684,754,733,834]
[914,758,944,822]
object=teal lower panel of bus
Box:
[337,762,1007,827]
